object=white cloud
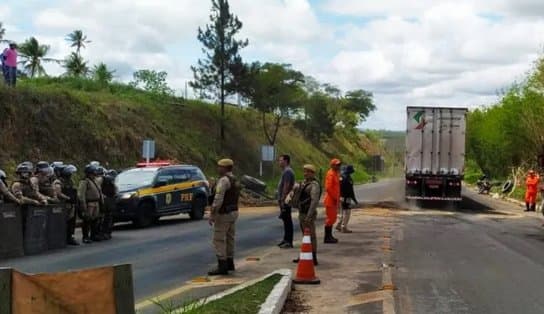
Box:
[2,0,544,130]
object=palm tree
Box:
[18,37,59,78]
[92,63,115,85]
[66,30,91,55]
[64,52,89,77]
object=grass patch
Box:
[155,274,282,314]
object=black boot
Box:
[526,203,531,212]
[208,259,229,276]
[82,222,92,244]
[67,236,80,246]
[91,221,104,242]
[227,258,235,271]
[312,251,318,266]
[324,226,338,244]
[531,204,537,212]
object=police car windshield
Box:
[115,169,156,188]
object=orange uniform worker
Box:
[324,158,342,243]
[525,170,540,212]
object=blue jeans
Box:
[5,66,16,87]
[1,64,7,84]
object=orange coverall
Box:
[324,168,340,227]
[525,175,540,204]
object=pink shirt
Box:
[4,48,17,67]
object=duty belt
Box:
[219,205,238,214]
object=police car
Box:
[114,162,210,227]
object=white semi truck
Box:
[405,106,468,202]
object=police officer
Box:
[208,159,241,276]
[292,164,321,266]
[94,166,107,239]
[0,169,21,204]
[78,164,104,243]
[59,165,79,245]
[11,162,45,205]
[35,162,59,203]
[100,170,117,240]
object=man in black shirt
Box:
[337,165,358,233]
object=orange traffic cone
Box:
[293,228,320,285]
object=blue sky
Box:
[2,0,544,130]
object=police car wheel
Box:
[133,202,155,228]
[190,197,206,220]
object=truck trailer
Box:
[405,106,468,202]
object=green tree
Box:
[239,63,305,146]
[304,92,337,144]
[66,30,91,55]
[190,0,248,142]
[344,89,375,122]
[92,63,115,85]
[18,37,58,78]
[129,69,173,95]
[64,52,89,77]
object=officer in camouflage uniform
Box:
[208,159,241,276]
[11,162,46,205]
[292,164,321,266]
[0,169,21,204]
[78,164,104,243]
[35,162,58,204]
[59,165,79,246]
[100,169,117,240]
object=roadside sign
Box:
[142,140,156,162]
[261,145,275,162]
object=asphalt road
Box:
[6,179,544,313]
[1,208,283,301]
[366,180,544,314]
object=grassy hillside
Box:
[0,78,378,182]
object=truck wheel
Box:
[190,197,206,220]
[133,202,154,228]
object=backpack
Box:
[288,179,321,209]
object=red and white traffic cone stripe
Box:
[293,228,320,285]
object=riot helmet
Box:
[84,164,98,177]
[0,169,6,185]
[61,165,78,178]
[95,166,105,176]
[16,163,33,178]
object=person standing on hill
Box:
[337,165,358,233]
[525,170,540,212]
[277,154,295,249]
[1,47,8,85]
[4,43,17,87]
[324,158,341,243]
